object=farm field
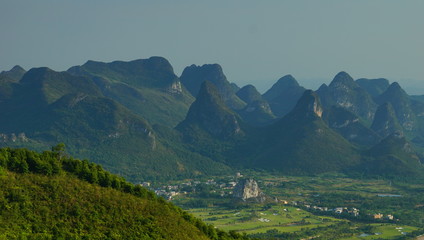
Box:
[342,224,419,239]
[188,205,343,233]
[172,173,424,239]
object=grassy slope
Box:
[0,171,209,240]
[0,147,249,240]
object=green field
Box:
[188,206,419,239]
[188,205,343,233]
[342,224,419,240]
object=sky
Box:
[1,1,424,94]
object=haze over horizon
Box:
[1,1,424,94]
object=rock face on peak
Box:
[317,71,377,121]
[233,179,265,202]
[0,65,26,82]
[263,75,306,117]
[371,103,402,138]
[289,90,323,119]
[376,82,416,131]
[176,81,243,139]
[180,64,246,110]
[356,78,390,98]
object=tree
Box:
[51,143,66,160]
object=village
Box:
[139,173,397,223]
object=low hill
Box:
[0,146,249,240]
[361,132,424,179]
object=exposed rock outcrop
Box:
[233,179,266,202]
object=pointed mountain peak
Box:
[329,71,356,88]
[177,80,243,138]
[10,65,26,72]
[0,65,27,81]
[262,74,305,117]
[377,82,409,103]
[236,84,262,104]
[387,82,403,91]
[290,90,323,118]
[180,63,227,97]
[317,83,328,92]
[20,67,55,84]
[1,65,25,74]
[180,63,246,110]
[195,80,224,105]
[276,74,299,87]
[264,75,300,96]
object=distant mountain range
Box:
[1,56,424,182]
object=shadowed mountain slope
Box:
[263,75,306,117]
[180,64,246,110]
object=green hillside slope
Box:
[0,146,249,240]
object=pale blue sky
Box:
[1,1,424,93]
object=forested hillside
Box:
[0,145,249,240]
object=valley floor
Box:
[163,172,424,239]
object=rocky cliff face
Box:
[289,90,323,119]
[233,179,265,202]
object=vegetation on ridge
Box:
[0,145,250,240]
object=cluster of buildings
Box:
[139,175,242,200]
[301,204,360,217]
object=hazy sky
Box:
[1,1,424,93]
